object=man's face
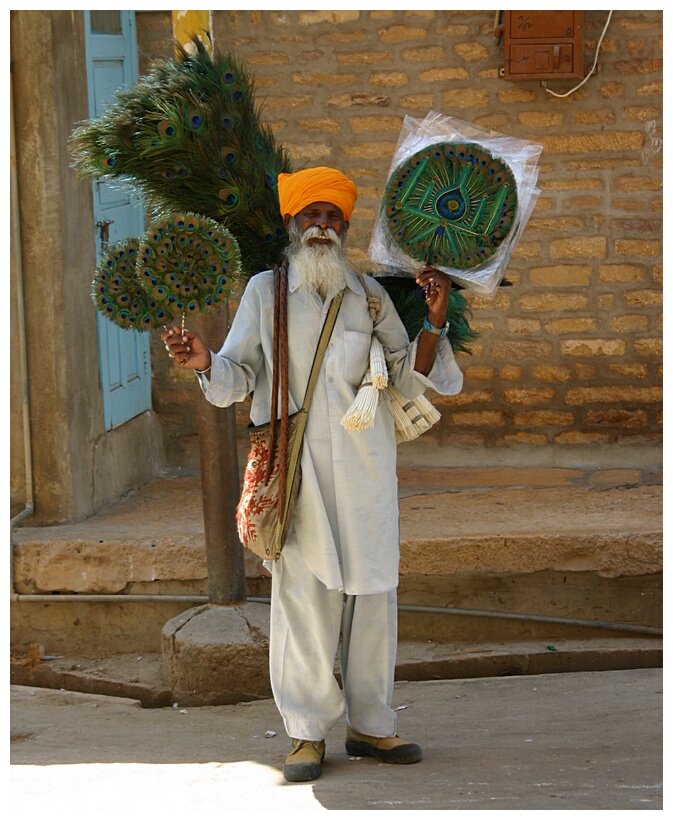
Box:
[284,201,348,246]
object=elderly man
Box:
[163,166,463,782]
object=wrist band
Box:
[423,317,449,338]
[194,365,212,374]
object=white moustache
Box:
[301,225,341,247]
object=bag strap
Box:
[300,288,344,411]
[275,285,345,532]
[266,260,288,483]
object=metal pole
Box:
[172,10,247,605]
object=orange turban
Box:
[277,167,358,221]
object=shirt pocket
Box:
[343,329,372,387]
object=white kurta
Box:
[199,266,463,595]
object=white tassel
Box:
[385,386,416,442]
[369,335,388,390]
[341,370,380,431]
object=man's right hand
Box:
[161,326,211,372]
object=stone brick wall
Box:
[136,10,662,467]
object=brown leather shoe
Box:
[346,726,423,764]
[283,738,326,782]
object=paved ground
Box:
[10,667,663,813]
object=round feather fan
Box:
[137,212,241,320]
[383,142,518,270]
[92,240,171,331]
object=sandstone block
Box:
[634,338,663,356]
[530,265,592,285]
[560,339,626,357]
[623,289,662,306]
[443,88,489,108]
[550,236,606,258]
[519,293,587,312]
[610,315,648,332]
[532,365,572,383]
[565,386,662,405]
[454,41,489,61]
[451,410,505,426]
[513,410,575,426]
[337,52,392,64]
[554,431,610,444]
[299,11,360,25]
[370,71,409,87]
[379,25,427,43]
[542,132,642,154]
[599,264,644,282]
[162,604,271,706]
[493,341,551,360]
[545,318,597,333]
[403,46,445,62]
[503,388,555,405]
[418,67,468,81]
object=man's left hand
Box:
[415,265,452,325]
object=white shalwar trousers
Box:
[269,540,398,742]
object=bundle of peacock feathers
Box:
[70,38,292,280]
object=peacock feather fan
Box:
[137,212,241,320]
[70,38,292,278]
[92,239,171,331]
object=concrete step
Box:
[10,465,662,656]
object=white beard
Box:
[286,222,350,299]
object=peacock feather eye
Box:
[223,70,235,84]
[185,109,204,130]
[221,147,237,165]
[218,189,239,209]
[158,120,178,141]
[221,116,234,130]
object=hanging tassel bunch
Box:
[385,386,441,444]
[340,334,441,442]
[340,336,388,432]
[341,274,444,441]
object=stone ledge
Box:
[11,479,662,593]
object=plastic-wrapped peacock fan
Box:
[383,141,518,271]
[92,214,240,331]
[69,37,293,279]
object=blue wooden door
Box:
[84,10,151,430]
